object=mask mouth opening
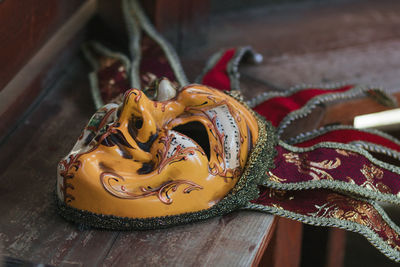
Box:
[172,121,211,160]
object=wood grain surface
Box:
[0,0,84,91]
[260,217,303,267]
[0,0,97,141]
[2,0,400,266]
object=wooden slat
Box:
[259,218,303,267]
[326,228,346,267]
[0,61,117,266]
[97,0,210,54]
[103,212,275,266]
[0,0,84,91]
[0,0,97,140]
[321,92,400,127]
[205,0,400,60]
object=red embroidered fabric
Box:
[253,85,353,126]
[201,48,236,91]
[140,37,176,83]
[97,61,130,103]
[252,187,400,252]
[269,144,400,197]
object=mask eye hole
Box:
[172,121,210,160]
[134,118,143,129]
[128,116,143,138]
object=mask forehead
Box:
[57,84,260,219]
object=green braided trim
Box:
[196,46,262,91]
[244,200,400,262]
[286,124,400,160]
[247,82,349,107]
[350,142,400,161]
[245,83,397,137]
[195,50,225,84]
[82,42,131,109]
[276,85,396,137]
[128,0,188,86]
[122,0,142,89]
[227,47,261,91]
[264,141,400,205]
[286,124,400,145]
[57,92,277,230]
[280,141,400,174]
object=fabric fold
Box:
[247,187,400,262]
[287,125,400,160]
[197,46,263,91]
[265,141,400,205]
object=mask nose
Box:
[113,89,158,162]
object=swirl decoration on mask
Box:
[100,171,203,204]
[57,0,400,262]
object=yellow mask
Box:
[57,81,275,229]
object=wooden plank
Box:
[251,217,278,266]
[0,0,84,91]
[97,0,210,54]
[205,0,400,59]
[243,39,400,93]
[326,228,346,267]
[143,0,210,53]
[0,61,117,267]
[186,0,400,91]
[103,212,275,266]
[0,0,97,140]
[259,218,303,267]
[320,92,400,127]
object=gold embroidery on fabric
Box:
[267,171,287,183]
[268,188,288,199]
[346,176,356,184]
[335,149,358,157]
[272,203,284,210]
[359,164,391,194]
[283,152,341,181]
[308,194,400,250]
[361,164,384,181]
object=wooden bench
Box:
[1,0,400,266]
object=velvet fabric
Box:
[140,37,177,83]
[270,144,400,196]
[201,48,236,91]
[252,187,400,253]
[97,60,130,103]
[253,85,354,126]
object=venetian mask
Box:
[57,81,269,220]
